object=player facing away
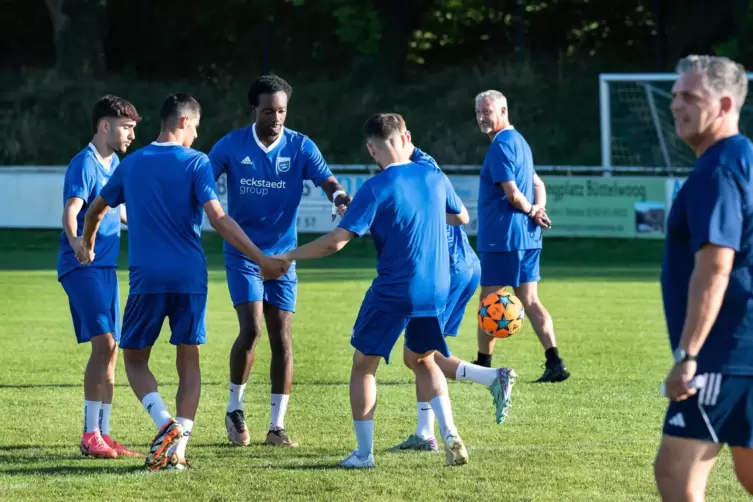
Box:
[474,90,569,383]
[655,55,753,501]
[79,93,283,472]
[57,95,142,459]
[209,74,351,448]
[389,121,517,452]
[270,113,471,468]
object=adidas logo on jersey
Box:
[668,413,685,428]
[241,156,252,165]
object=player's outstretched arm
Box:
[80,196,111,264]
[283,228,354,261]
[202,199,284,277]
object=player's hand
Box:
[663,360,698,402]
[333,194,352,221]
[533,208,552,229]
[74,238,94,265]
[262,255,290,280]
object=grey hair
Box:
[475,90,507,107]
[676,55,748,111]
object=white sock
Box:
[174,417,194,459]
[456,361,498,387]
[270,394,289,429]
[99,403,112,436]
[84,400,101,434]
[354,420,374,458]
[228,382,246,413]
[141,392,172,430]
[415,402,435,439]
[429,395,458,441]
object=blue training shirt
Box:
[99,142,219,295]
[209,125,333,276]
[477,128,542,252]
[661,134,753,375]
[338,161,464,317]
[410,146,479,274]
[57,143,122,280]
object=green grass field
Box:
[0,230,748,501]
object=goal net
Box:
[599,73,753,171]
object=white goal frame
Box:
[599,72,753,173]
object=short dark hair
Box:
[159,93,202,125]
[363,113,404,140]
[91,95,141,133]
[247,74,292,107]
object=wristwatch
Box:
[673,348,697,364]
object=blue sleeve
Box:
[301,138,333,186]
[63,156,95,202]
[688,166,743,252]
[338,185,377,237]
[488,141,516,184]
[444,174,463,215]
[193,155,220,205]
[208,135,230,181]
[100,163,125,207]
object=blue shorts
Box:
[351,301,449,364]
[226,267,297,312]
[662,373,753,447]
[442,262,481,336]
[60,267,120,343]
[480,249,541,287]
[120,293,207,350]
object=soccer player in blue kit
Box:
[79,93,282,471]
[474,90,569,383]
[209,75,351,448]
[270,113,471,468]
[388,116,517,452]
[58,95,142,459]
[655,55,753,500]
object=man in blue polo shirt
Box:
[473,90,569,383]
[655,55,753,500]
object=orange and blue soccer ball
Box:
[478,289,525,338]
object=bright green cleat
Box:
[489,368,517,424]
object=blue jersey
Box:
[477,128,542,252]
[662,134,753,376]
[99,142,219,295]
[410,146,479,274]
[57,144,122,279]
[338,161,464,317]
[209,125,333,272]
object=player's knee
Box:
[237,324,263,350]
[733,458,753,494]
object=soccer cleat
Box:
[471,358,491,368]
[339,450,375,469]
[145,419,183,471]
[225,410,251,446]
[535,361,571,383]
[265,427,298,447]
[166,452,192,471]
[388,434,439,452]
[443,435,469,466]
[80,431,118,459]
[488,367,518,424]
[102,434,144,457]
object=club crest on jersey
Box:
[276,156,291,175]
